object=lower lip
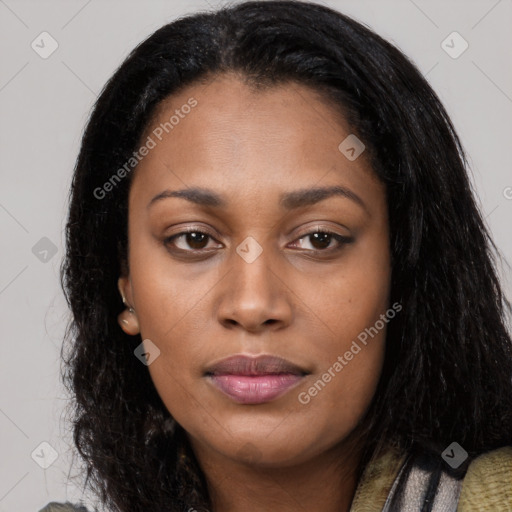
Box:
[208,374,304,404]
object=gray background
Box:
[1,0,511,510]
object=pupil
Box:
[311,232,331,249]
[187,232,207,249]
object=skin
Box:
[118,72,391,512]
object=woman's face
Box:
[118,73,391,468]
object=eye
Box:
[164,228,220,253]
[289,228,353,253]
[163,226,353,255]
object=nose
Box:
[215,244,293,333]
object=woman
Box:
[45,1,512,511]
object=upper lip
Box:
[205,354,309,376]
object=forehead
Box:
[129,73,383,212]
[146,73,353,157]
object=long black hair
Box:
[60,1,512,511]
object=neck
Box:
[189,437,363,512]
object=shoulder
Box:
[458,445,512,511]
[38,502,91,512]
[349,445,406,511]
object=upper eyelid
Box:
[167,225,345,239]
[166,226,349,249]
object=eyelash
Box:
[163,226,353,256]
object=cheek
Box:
[127,263,217,427]
[308,249,391,352]
[127,229,218,349]
[296,307,387,423]
[307,331,386,415]
[139,307,211,432]
[293,237,390,433]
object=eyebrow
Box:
[147,185,368,213]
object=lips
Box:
[205,354,309,405]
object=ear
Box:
[117,276,140,335]
[118,276,133,306]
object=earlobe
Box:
[117,309,140,335]
[117,276,140,335]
